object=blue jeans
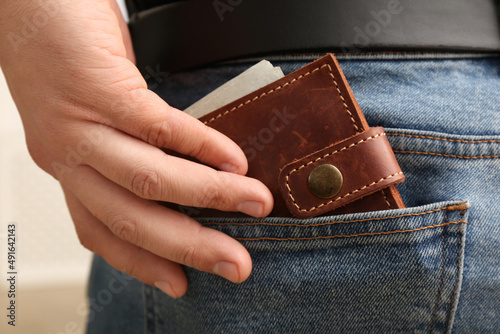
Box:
[86,54,500,333]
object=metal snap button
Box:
[308,164,343,199]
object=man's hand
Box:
[0,0,273,298]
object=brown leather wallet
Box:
[173,54,405,218]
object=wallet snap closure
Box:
[279,127,405,218]
[308,164,343,199]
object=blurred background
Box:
[0,1,128,333]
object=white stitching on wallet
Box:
[203,63,360,132]
[285,132,403,212]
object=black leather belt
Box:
[126,0,500,73]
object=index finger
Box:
[104,88,248,175]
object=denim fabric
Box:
[86,256,144,333]
[86,54,500,333]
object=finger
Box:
[104,88,248,175]
[81,124,273,217]
[61,185,188,298]
[62,166,253,283]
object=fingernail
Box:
[154,281,178,298]
[219,162,239,173]
[212,261,240,283]
[237,201,264,217]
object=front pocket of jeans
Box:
[145,200,469,334]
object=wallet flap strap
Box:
[279,127,405,218]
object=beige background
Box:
[0,61,92,334]
[0,1,129,333]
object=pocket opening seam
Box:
[387,133,500,144]
[201,205,467,228]
[234,219,467,241]
[394,150,500,160]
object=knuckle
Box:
[144,120,173,148]
[74,223,100,254]
[76,232,94,251]
[72,217,95,251]
[183,125,210,158]
[121,261,142,280]
[174,225,220,270]
[117,249,144,279]
[176,243,203,269]
[197,172,232,209]
[198,184,225,209]
[131,167,161,199]
[108,215,139,243]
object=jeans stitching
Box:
[387,133,500,143]
[429,213,448,333]
[233,220,467,241]
[201,204,467,227]
[394,151,500,159]
[444,210,466,333]
[143,285,157,334]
